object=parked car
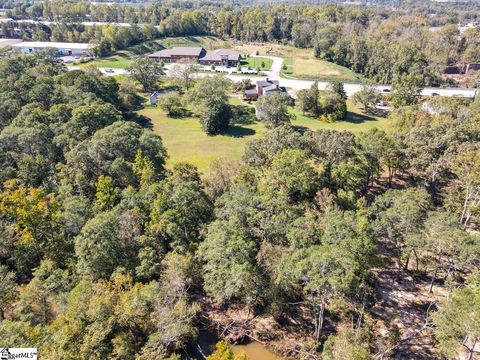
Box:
[104,68,114,73]
[382,88,391,93]
[431,92,440,96]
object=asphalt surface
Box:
[68,55,478,98]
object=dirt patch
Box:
[369,236,448,359]
[200,301,315,359]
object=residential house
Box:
[243,78,285,100]
[148,46,240,66]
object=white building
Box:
[11,41,96,56]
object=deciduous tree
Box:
[128,57,164,92]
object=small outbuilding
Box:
[243,89,258,101]
[150,92,160,106]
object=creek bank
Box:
[197,301,315,359]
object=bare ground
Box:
[370,236,448,359]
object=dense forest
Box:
[1,1,480,84]
[0,41,480,359]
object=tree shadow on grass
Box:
[129,113,153,129]
[223,125,256,138]
[184,36,201,43]
[291,125,311,134]
[344,111,377,124]
[114,52,130,58]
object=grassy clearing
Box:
[232,42,362,82]
[156,36,231,50]
[279,54,363,82]
[291,100,390,133]
[139,94,389,173]
[285,57,363,83]
[240,57,273,70]
[86,51,133,69]
[140,106,265,174]
[81,40,164,69]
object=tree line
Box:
[1,1,480,84]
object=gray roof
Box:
[149,46,204,58]
[199,48,240,62]
[263,84,280,92]
[12,41,95,50]
[257,79,279,87]
[244,89,258,95]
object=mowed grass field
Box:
[157,35,231,50]
[291,99,390,132]
[240,57,273,70]
[140,96,389,173]
[232,42,363,82]
[140,109,266,174]
[86,50,133,68]
[281,57,363,83]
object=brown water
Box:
[194,330,283,360]
[231,342,283,360]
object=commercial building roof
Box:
[12,41,96,50]
[149,47,240,62]
[199,48,240,62]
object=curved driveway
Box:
[226,55,477,98]
[70,55,477,99]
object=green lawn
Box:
[140,107,265,174]
[232,42,363,82]
[281,57,363,83]
[240,57,273,70]
[156,36,231,50]
[139,96,389,173]
[85,51,133,69]
[291,100,390,133]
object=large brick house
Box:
[244,78,285,101]
[148,46,240,67]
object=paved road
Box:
[69,56,478,99]
[232,55,477,98]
